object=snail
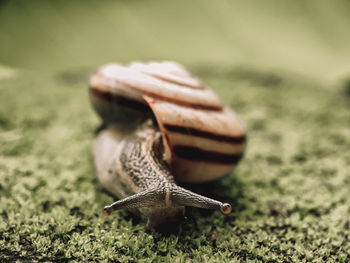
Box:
[89,61,246,228]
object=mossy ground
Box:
[1,1,350,262]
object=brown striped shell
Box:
[90,61,246,183]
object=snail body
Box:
[90,61,246,228]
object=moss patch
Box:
[0,67,349,262]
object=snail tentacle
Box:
[170,186,232,214]
[103,187,161,216]
[103,183,232,216]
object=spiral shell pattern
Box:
[90,61,246,182]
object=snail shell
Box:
[89,61,246,228]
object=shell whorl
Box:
[89,61,222,124]
[90,61,246,183]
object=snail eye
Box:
[220,203,232,215]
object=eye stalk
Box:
[101,184,232,217]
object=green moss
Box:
[0,66,349,262]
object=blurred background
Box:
[1,0,350,81]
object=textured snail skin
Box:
[90,61,245,228]
[94,122,230,228]
[94,122,183,227]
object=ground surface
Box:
[1,1,350,262]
